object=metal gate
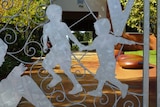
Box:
[0,0,158,107]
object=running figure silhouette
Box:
[81,18,141,98]
[42,4,84,94]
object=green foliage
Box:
[120,0,157,34]
[71,45,79,51]
[0,0,49,28]
[73,31,92,42]
[0,1,47,77]
[71,31,93,51]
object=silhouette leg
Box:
[65,71,83,94]
[42,62,62,87]
[61,64,82,94]
[87,80,104,97]
[47,67,62,87]
[109,78,128,99]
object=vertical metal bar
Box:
[143,0,150,107]
[157,0,160,106]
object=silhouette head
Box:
[46,4,62,22]
[0,39,8,66]
[94,18,111,35]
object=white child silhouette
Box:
[42,4,84,94]
[81,18,140,98]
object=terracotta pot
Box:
[117,54,143,69]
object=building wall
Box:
[53,0,107,18]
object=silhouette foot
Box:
[87,90,102,97]
[121,84,128,99]
[48,75,62,87]
[68,84,83,94]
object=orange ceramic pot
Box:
[117,54,143,69]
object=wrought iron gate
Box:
[0,0,158,107]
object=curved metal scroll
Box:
[0,0,144,107]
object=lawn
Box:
[124,50,156,65]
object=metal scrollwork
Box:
[0,0,146,107]
[1,0,13,10]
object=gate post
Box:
[143,0,150,107]
[157,0,160,106]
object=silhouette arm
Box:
[64,24,83,48]
[118,37,143,45]
[116,37,137,45]
[81,39,97,51]
[69,33,81,46]
[85,44,96,51]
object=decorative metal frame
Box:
[0,0,155,107]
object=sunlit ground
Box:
[20,51,156,107]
